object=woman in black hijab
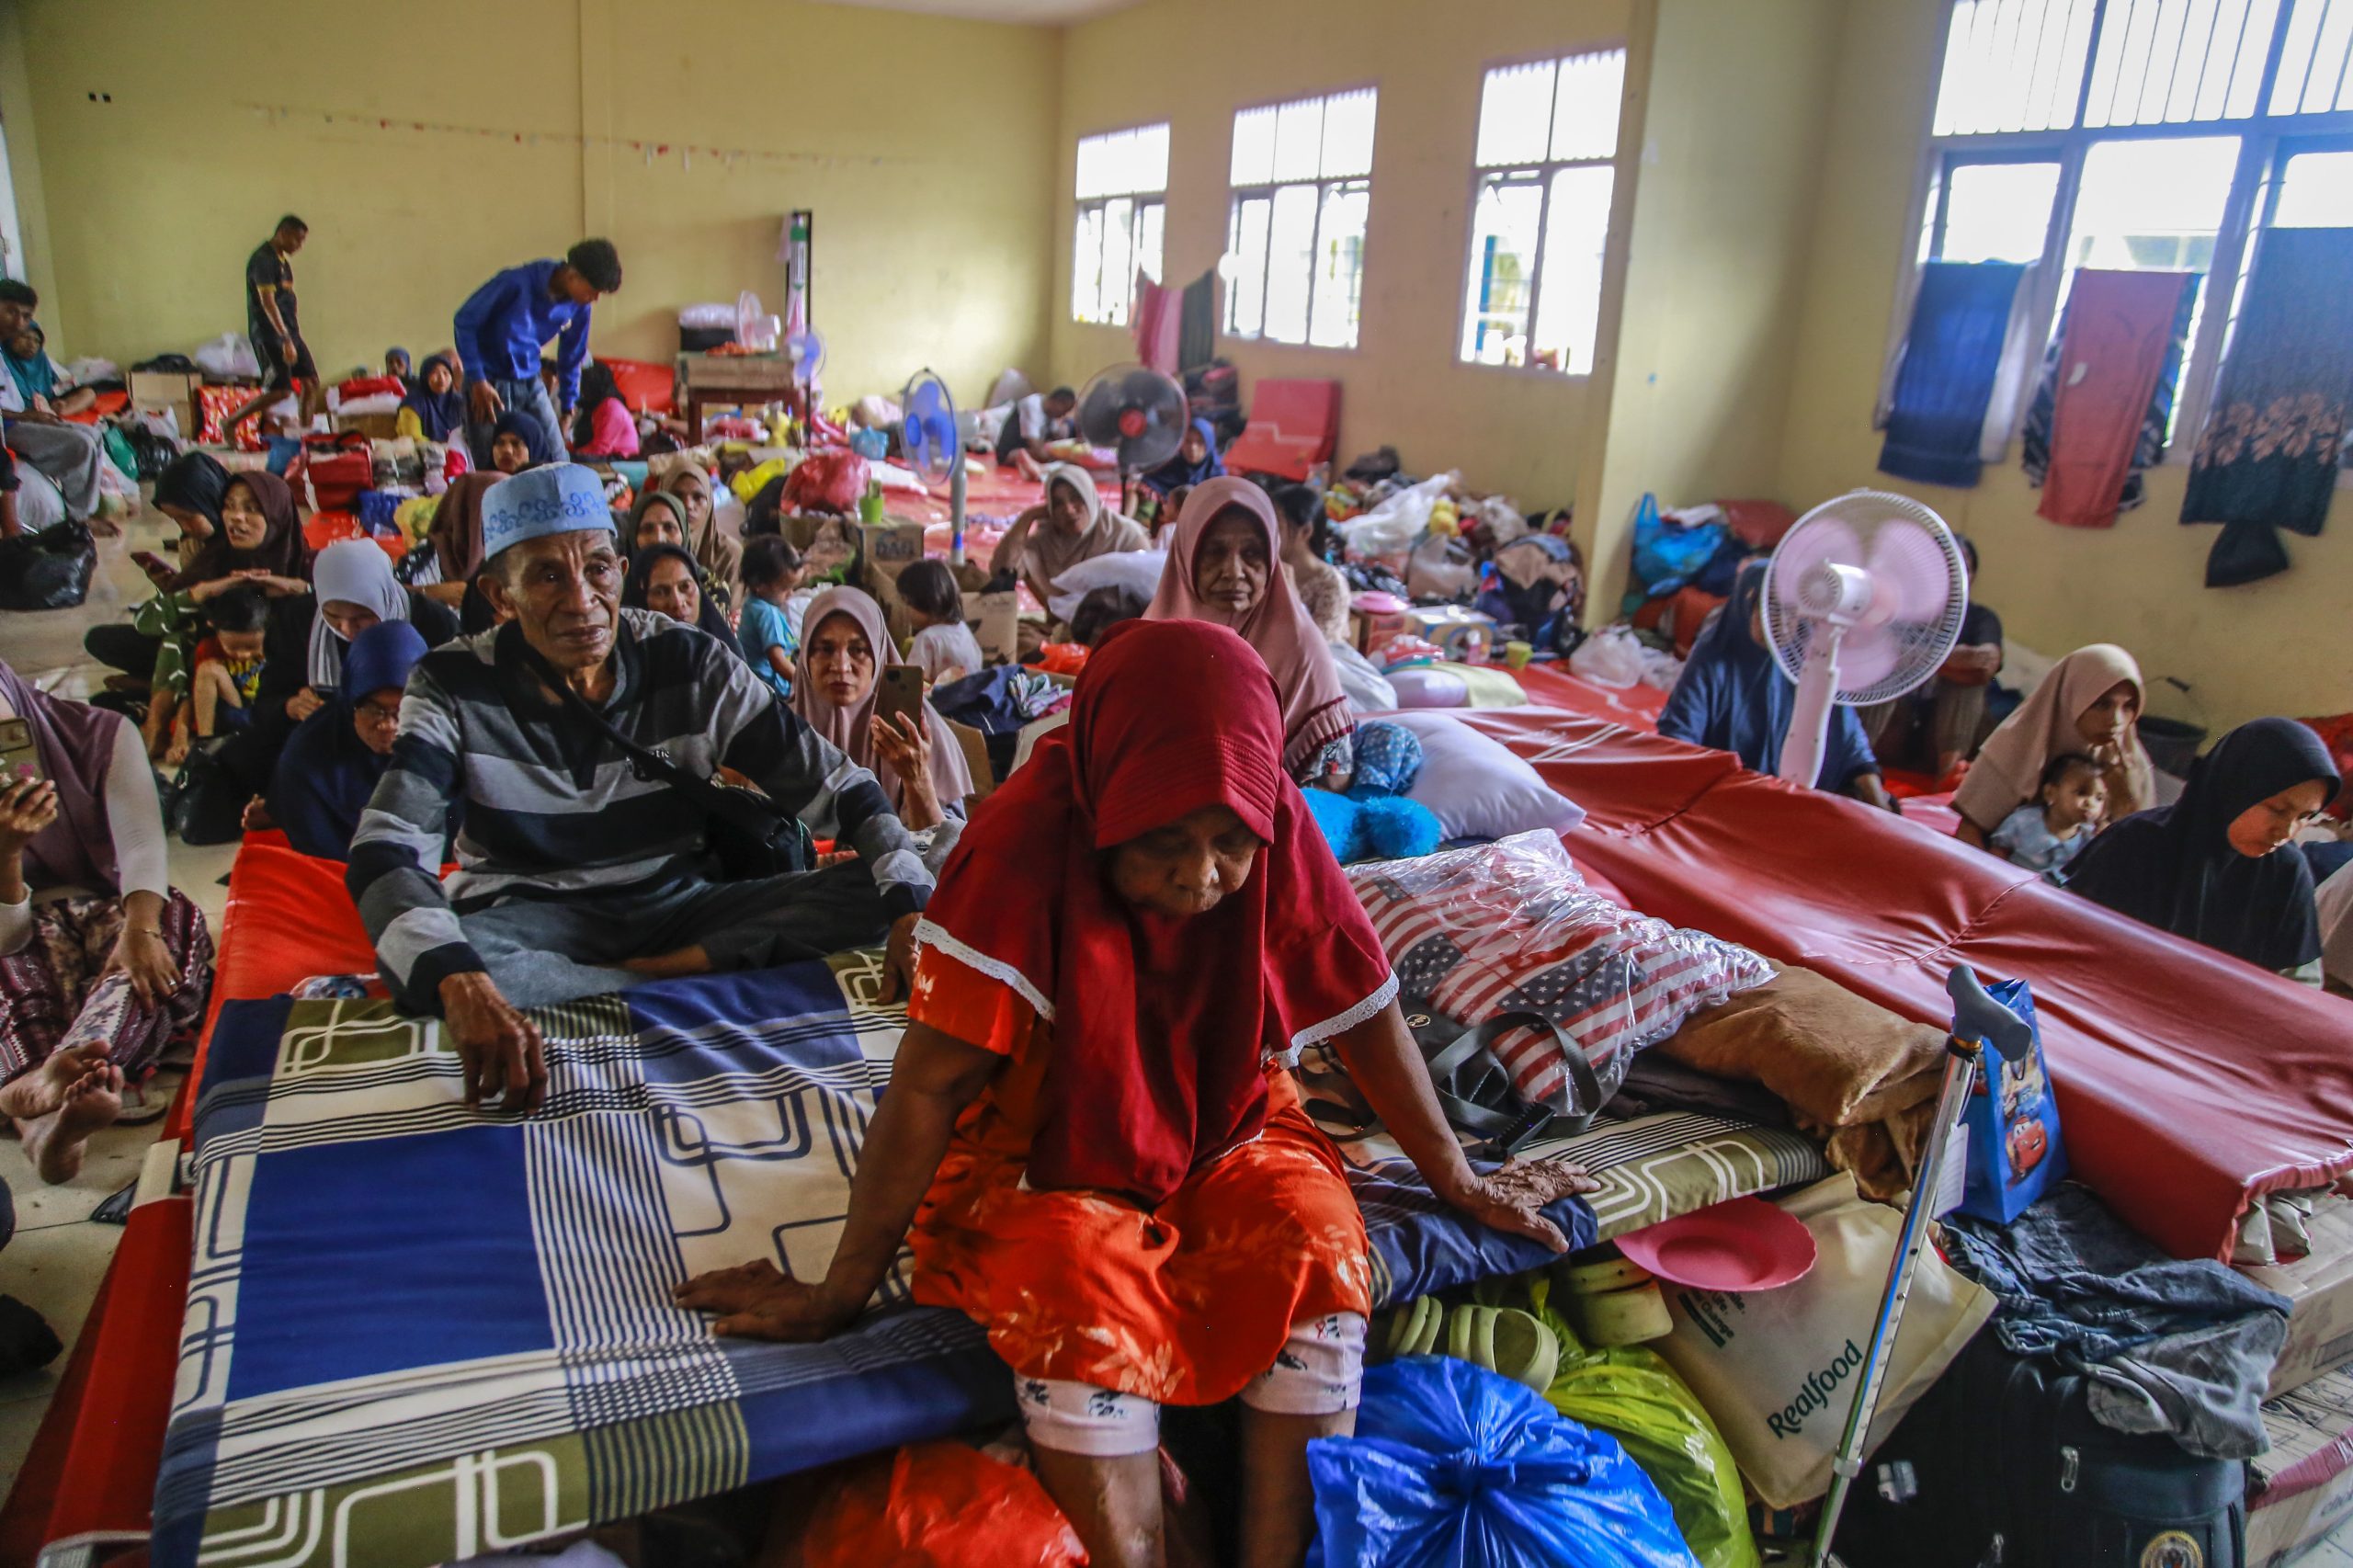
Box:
[621,541,740,653]
[2069,717,2341,977]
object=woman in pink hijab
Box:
[1147,476,1355,786]
[789,585,978,832]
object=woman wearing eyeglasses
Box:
[264,622,458,863]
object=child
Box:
[738,535,805,701]
[168,585,271,767]
[1992,751,2107,881]
[896,559,984,687]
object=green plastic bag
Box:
[1504,1278,1759,1568]
[101,424,139,482]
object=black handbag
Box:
[522,645,813,880]
[1406,1007,1608,1159]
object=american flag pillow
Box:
[1350,831,1774,1113]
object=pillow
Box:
[1387,710,1584,840]
[1347,831,1776,1114]
[1331,640,1398,714]
[1047,549,1165,621]
[1386,666,1469,709]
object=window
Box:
[1459,48,1628,374]
[1073,124,1169,327]
[1911,0,2353,464]
[1223,89,1378,348]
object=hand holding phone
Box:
[873,664,926,739]
[0,719,42,785]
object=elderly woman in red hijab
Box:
[0,661,213,1181]
[1147,476,1355,789]
[676,620,1587,1568]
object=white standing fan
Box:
[1760,490,1969,788]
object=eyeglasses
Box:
[355,703,403,728]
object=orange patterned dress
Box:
[905,945,1375,1406]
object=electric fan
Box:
[734,290,781,354]
[1759,490,1968,789]
[901,369,966,564]
[1075,362,1189,508]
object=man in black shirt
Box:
[224,215,323,437]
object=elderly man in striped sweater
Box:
[348,464,931,1111]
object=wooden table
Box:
[674,353,799,439]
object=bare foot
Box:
[21,1060,123,1185]
[0,1046,99,1121]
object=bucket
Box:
[2140,715,2208,778]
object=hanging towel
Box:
[1178,267,1218,373]
[2027,271,2199,528]
[2181,227,2353,585]
[1132,273,1180,374]
[2023,274,2197,520]
[1880,261,2032,487]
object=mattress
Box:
[153,953,1819,1568]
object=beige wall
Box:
[1051,0,1640,529]
[10,0,1061,407]
[1776,0,2353,730]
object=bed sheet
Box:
[153,946,1810,1567]
[1463,707,2353,1263]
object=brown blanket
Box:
[1656,963,1946,1199]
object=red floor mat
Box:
[1467,708,2353,1262]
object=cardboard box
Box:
[1404,605,1499,664]
[975,589,1022,665]
[2245,1199,2353,1399]
[129,369,200,435]
[2250,1362,2353,1566]
[859,518,930,576]
[335,412,398,441]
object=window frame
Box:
[1894,0,2353,472]
[1455,43,1631,379]
[1071,122,1169,329]
[1222,86,1380,352]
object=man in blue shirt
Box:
[451,238,622,460]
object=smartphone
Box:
[0,718,41,785]
[874,664,926,738]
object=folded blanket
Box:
[1655,963,1947,1199]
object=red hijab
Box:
[921,619,1395,1206]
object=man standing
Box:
[451,239,621,462]
[224,215,323,437]
[348,462,926,1111]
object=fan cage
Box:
[1760,490,1969,707]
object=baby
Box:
[1992,752,2107,881]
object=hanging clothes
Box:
[1178,267,1218,374]
[1132,275,1180,374]
[2024,270,2199,528]
[2181,227,2353,585]
[1879,261,2031,487]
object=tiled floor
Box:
[0,502,239,1499]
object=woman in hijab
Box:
[2,324,87,417]
[86,456,239,693]
[304,538,457,699]
[266,622,436,862]
[1140,415,1223,497]
[1658,560,1895,806]
[625,488,693,561]
[661,464,743,604]
[990,462,1149,604]
[0,660,213,1182]
[676,620,1585,1568]
[478,408,558,474]
[395,353,467,444]
[1146,476,1356,786]
[790,586,976,832]
[622,542,737,650]
[1952,644,2154,850]
[2070,718,2341,978]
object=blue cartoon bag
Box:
[1958,976,2066,1223]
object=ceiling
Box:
[810,0,1143,23]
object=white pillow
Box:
[1386,710,1586,840]
[1385,666,1469,709]
[1331,640,1398,713]
[1048,549,1166,622]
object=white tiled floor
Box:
[0,501,238,1499]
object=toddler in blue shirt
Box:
[1991,752,2108,881]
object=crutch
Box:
[1810,964,2033,1568]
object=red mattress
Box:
[1467,708,2353,1262]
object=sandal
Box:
[1380,1294,1445,1360]
[1443,1303,1561,1393]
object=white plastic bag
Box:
[65,357,119,387]
[1650,1173,1996,1507]
[1335,472,1457,561]
[192,332,261,381]
[1406,535,1478,600]
[1569,625,1648,688]
[1331,640,1398,713]
[1471,495,1529,546]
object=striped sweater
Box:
[348,608,930,1009]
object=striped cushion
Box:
[1349,832,1773,1113]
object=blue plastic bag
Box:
[1958,975,2066,1223]
[1308,1357,1699,1568]
[1630,494,1728,599]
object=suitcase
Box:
[1832,1333,2246,1568]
